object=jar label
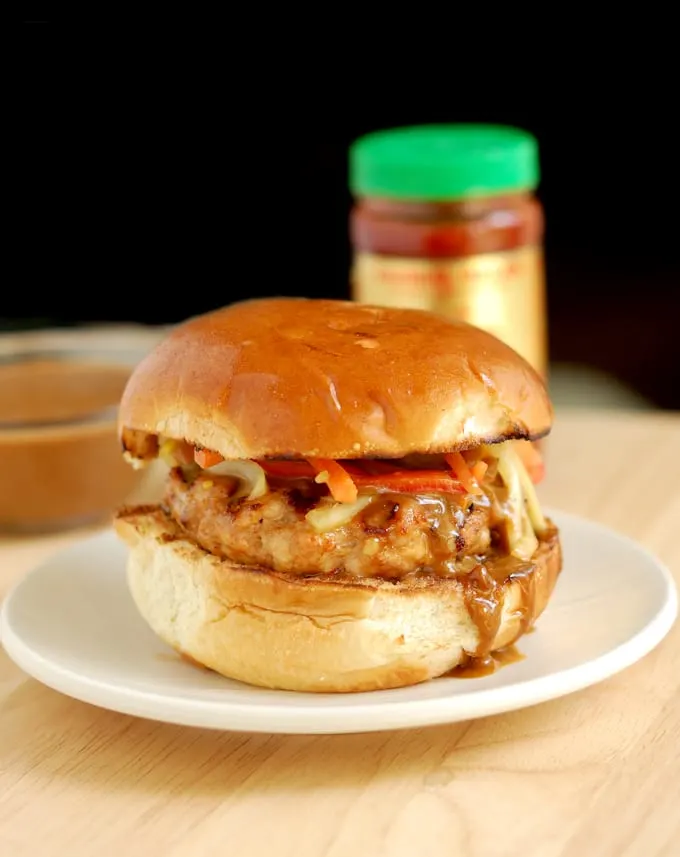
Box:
[351,246,547,376]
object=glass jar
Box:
[349,124,547,377]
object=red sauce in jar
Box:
[352,193,543,258]
[349,125,548,377]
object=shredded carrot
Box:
[194,448,224,469]
[445,452,483,495]
[471,460,488,484]
[307,458,358,503]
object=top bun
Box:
[119,298,552,460]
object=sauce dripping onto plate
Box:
[445,643,525,678]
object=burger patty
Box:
[164,469,494,579]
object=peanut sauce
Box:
[359,494,560,663]
[445,644,525,678]
[0,359,141,531]
[359,491,491,577]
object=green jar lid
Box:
[349,124,539,200]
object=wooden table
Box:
[1,410,679,857]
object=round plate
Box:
[1,510,676,734]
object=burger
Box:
[114,298,561,692]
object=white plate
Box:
[1,510,676,734]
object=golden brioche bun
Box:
[114,506,562,693]
[118,298,552,460]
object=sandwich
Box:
[114,297,561,692]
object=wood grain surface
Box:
[1,410,679,857]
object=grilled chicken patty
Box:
[164,469,496,579]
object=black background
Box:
[13,31,680,408]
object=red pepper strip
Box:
[257,459,465,497]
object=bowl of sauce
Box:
[0,327,165,533]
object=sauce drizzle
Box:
[445,643,525,678]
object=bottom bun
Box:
[114,506,562,693]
